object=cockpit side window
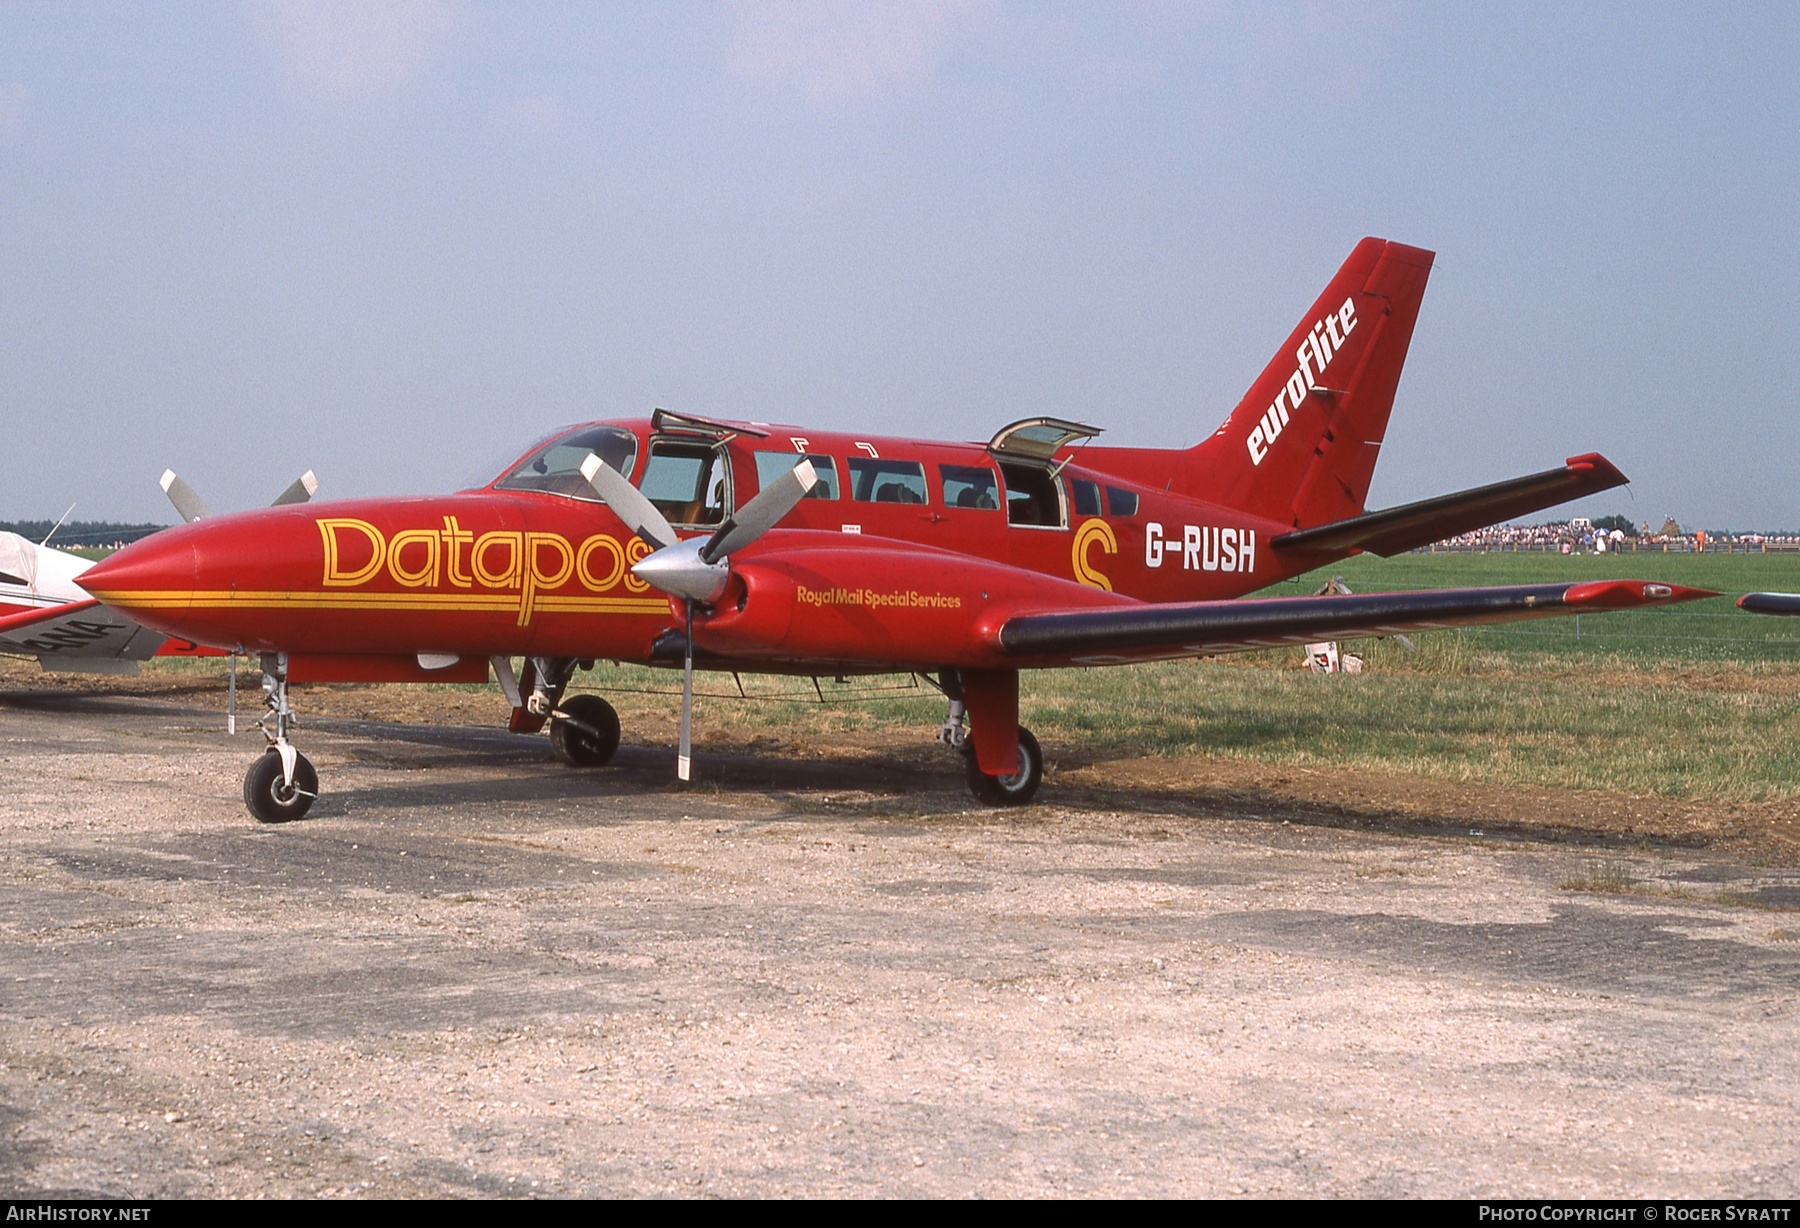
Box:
[640,441,730,527]
[494,425,639,502]
[999,461,1066,529]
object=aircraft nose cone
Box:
[77,530,198,627]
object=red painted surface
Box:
[285,654,491,684]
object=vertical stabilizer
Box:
[1179,238,1435,527]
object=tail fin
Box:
[1179,237,1435,528]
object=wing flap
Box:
[1269,454,1629,558]
[997,580,1714,664]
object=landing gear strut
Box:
[933,669,1044,807]
[243,652,317,823]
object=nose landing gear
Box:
[242,652,317,823]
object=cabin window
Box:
[494,425,639,501]
[939,464,999,510]
[754,451,840,500]
[999,462,1066,529]
[1105,485,1139,517]
[1070,479,1102,518]
[640,441,729,527]
[0,570,26,587]
[847,458,928,504]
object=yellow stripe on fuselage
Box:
[85,589,670,616]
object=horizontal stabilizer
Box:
[1270,454,1629,558]
[997,580,1712,664]
[1738,592,1800,616]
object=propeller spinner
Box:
[579,452,818,780]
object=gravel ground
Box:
[1,682,1797,1198]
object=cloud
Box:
[255,0,465,99]
[726,0,993,102]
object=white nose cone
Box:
[632,537,730,604]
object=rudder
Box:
[1179,238,1435,528]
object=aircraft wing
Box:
[1269,454,1629,558]
[0,598,169,673]
[1738,592,1800,615]
[995,580,1714,665]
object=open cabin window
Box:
[999,462,1066,529]
[847,458,928,505]
[494,425,639,502]
[754,451,840,500]
[640,440,730,527]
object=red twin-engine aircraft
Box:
[65,238,1711,822]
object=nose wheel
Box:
[244,747,318,823]
[241,652,317,823]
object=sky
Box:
[1,1,1795,530]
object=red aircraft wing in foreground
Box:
[77,238,1713,821]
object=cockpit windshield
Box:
[493,425,639,501]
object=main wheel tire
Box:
[243,749,318,823]
[550,694,621,767]
[965,725,1043,806]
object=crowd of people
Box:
[1428,520,1800,554]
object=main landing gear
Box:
[934,669,1044,807]
[549,693,621,768]
[965,726,1043,806]
[242,652,317,823]
[519,656,622,769]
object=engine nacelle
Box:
[697,540,1130,668]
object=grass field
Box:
[1272,550,1800,662]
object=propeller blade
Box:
[678,599,694,782]
[700,458,817,564]
[580,453,676,551]
[270,470,319,507]
[159,470,214,523]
